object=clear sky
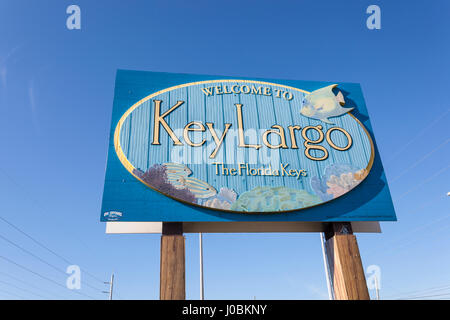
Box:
[0,0,449,300]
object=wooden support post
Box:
[160,222,185,300]
[325,222,370,300]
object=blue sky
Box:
[0,0,449,300]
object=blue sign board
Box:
[101,70,396,222]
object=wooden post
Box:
[160,222,185,300]
[325,222,370,300]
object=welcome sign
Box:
[101,71,396,222]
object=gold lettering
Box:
[280,163,289,176]
[250,86,262,95]
[222,166,229,175]
[223,85,231,94]
[152,100,183,145]
[288,125,301,149]
[212,162,221,175]
[206,122,232,158]
[235,104,262,150]
[283,91,293,101]
[183,121,206,147]
[238,163,246,175]
[326,127,353,151]
[201,87,213,96]
[262,125,288,149]
[301,125,328,161]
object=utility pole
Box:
[199,233,204,300]
[324,222,370,300]
[103,273,114,300]
[320,232,334,300]
[160,222,185,300]
[374,275,380,300]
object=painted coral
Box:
[202,187,237,210]
[133,165,197,204]
[311,164,368,201]
[230,186,321,212]
[204,198,232,210]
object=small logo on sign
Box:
[103,211,123,221]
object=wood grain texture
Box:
[326,234,370,300]
[102,72,398,222]
[160,235,185,300]
[118,81,372,200]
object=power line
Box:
[0,170,115,299]
[0,271,67,300]
[384,281,450,299]
[0,169,107,284]
[0,216,106,284]
[367,193,449,260]
[0,279,48,300]
[397,163,450,200]
[0,232,77,277]
[390,137,450,183]
[386,108,450,163]
[0,256,97,300]
[0,288,26,300]
[391,216,450,252]
[400,289,450,300]
[406,193,448,215]
[373,214,450,260]
[0,232,104,293]
[392,217,450,252]
[399,292,450,300]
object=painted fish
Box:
[300,84,353,124]
[179,177,217,198]
[163,163,192,176]
[163,163,192,189]
[166,173,187,189]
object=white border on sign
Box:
[105,221,381,234]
